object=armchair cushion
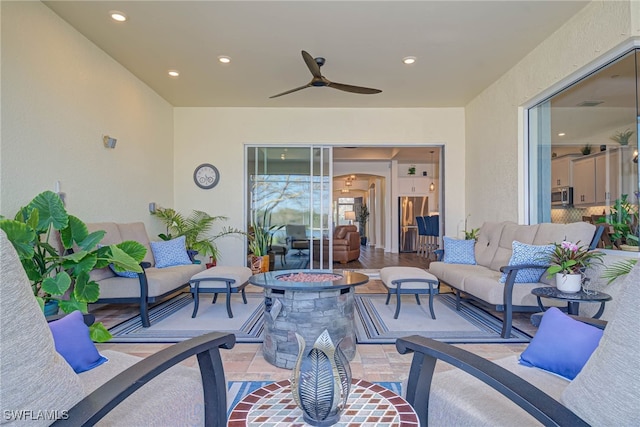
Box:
[49,310,108,373]
[519,307,602,380]
[0,230,85,421]
[150,235,192,268]
[562,263,640,425]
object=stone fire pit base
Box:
[262,287,356,369]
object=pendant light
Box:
[429,151,436,192]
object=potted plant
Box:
[151,207,244,263]
[580,144,592,155]
[546,241,604,292]
[248,222,282,273]
[610,129,634,146]
[408,165,416,175]
[597,194,639,251]
[358,204,370,246]
[0,191,146,342]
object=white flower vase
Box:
[555,273,582,293]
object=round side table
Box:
[228,378,419,426]
[531,287,612,318]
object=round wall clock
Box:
[193,163,220,189]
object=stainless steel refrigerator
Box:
[398,196,428,252]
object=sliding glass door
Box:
[246,146,332,270]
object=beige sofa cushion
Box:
[532,221,596,247]
[117,222,155,266]
[489,223,539,272]
[474,221,509,268]
[1,231,85,426]
[97,264,204,299]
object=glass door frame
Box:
[245,145,333,269]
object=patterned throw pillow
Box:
[108,264,139,278]
[499,240,554,283]
[442,236,476,265]
[150,235,192,268]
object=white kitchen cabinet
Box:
[398,177,429,195]
[551,155,578,187]
[595,150,620,205]
[572,157,596,206]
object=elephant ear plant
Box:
[0,191,146,342]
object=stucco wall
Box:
[173,108,464,265]
[465,0,637,229]
[0,1,173,237]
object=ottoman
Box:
[380,267,440,319]
[189,266,252,318]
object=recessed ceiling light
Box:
[402,56,416,65]
[167,70,180,78]
[109,11,127,22]
[558,132,566,136]
[218,56,231,64]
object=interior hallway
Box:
[93,246,534,383]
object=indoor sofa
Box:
[429,221,602,338]
[86,222,205,327]
[313,225,361,264]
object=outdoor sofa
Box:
[429,221,602,338]
[86,222,205,327]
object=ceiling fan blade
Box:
[301,50,322,78]
[327,81,382,94]
[269,83,312,99]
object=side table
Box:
[530,287,612,318]
[228,378,419,426]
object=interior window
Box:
[528,49,639,250]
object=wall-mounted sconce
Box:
[633,149,638,164]
[149,202,156,213]
[54,180,66,206]
[103,135,117,149]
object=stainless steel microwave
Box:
[551,186,573,207]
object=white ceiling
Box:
[43,0,589,108]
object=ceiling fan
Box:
[269,50,382,99]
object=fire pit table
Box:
[249,269,369,369]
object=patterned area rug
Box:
[226,381,402,416]
[109,288,530,344]
[108,293,264,343]
[354,294,531,344]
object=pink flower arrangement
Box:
[547,241,604,276]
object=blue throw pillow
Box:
[108,264,139,278]
[499,241,554,283]
[150,235,192,268]
[519,307,603,380]
[48,310,108,373]
[442,236,476,265]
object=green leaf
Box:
[89,322,112,343]
[28,191,68,232]
[78,230,106,252]
[109,244,144,272]
[62,252,98,277]
[59,298,87,314]
[116,240,147,263]
[73,272,100,303]
[36,296,45,312]
[0,220,36,259]
[41,272,72,296]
